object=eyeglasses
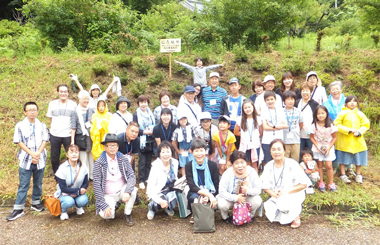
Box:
[59,90,69,93]
[26,109,38,112]
[106,144,118,148]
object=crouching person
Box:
[218,151,262,224]
[94,133,137,226]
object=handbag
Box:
[176,185,191,218]
[43,195,61,216]
[140,140,154,153]
[74,134,87,151]
[191,196,216,233]
[232,202,252,226]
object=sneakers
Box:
[318,182,326,192]
[340,175,351,184]
[355,174,363,183]
[328,183,338,192]
[139,182,145,190]
[347,168,357,179]
[124,214,134,226]
[165,208,174,217]
[147,210,155,220]
[76,207,85,215]
[305,186,315,194]
[60,212,69,220]
[31,204,44,212]
[6,209,25,221]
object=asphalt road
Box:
[1,207,379,245]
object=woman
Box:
[153,90,178,125]
[133,95,155,190]
[323,81,346,122]
[72,90,95,179]
[90,99,112,160]
[276,72,302,100]
[248,79,264,104]
[146,141,178,220]
[152,108,176,150]
[261,139,311,229]
[71,74,119,110]
[54,144,89,221]
[218,151,262,223]
[306,71,327,105]
[185,139,219,224]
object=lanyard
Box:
[285,108,295,132]
[161,124,171,141]
[230,95,242,116]
[310,86,317,100]
[247,118,255,142]
[268,106,277,135]
[58,101,68,116]
[127,142,133,155]
[273,162,285,187]
[219,130,228,151]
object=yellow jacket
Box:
[334,107,370,154]
[90,100,112,160]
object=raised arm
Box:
[70,74,84,91]
[103,76,118,97]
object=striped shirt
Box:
[202,86,227,119]
[93,151,136,214]
[13,118,49,170]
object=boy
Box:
[220,77,246,148]
[299,148,320,194]
[282,90,303,162]
[261,91,288,164]
[7,102,49,221]
[212,115,236,175]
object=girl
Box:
[276,72,302,100]
[306,71,328,105]
[172,112,195,176]
[248,79,264,104]
[174,58,225,88]
[234,100,263,172]
[90,100,111,160]
[309,105,338,192]
[71,74,119,110]
[334,96,370,184]
[133,95,155,190]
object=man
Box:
[93,133,137,225]
[7,102,49,221]
[202,72,227,125]
[46,84,77,173]
[108,96,133,135]
[177,85,202,127]
[117,121,140,170]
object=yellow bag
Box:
[43,195,61,216]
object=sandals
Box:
[189,216,194,224]
[290,216,301,229]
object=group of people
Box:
[6,58,370,230]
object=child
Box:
[172,112,195,176]
[299,148,320,194]
[261,91,288,165]
[309,105,338,192]
[248,79,264,104]
[282,90,303,162]
[212,115,236,175]
[90,99,112,160]
[255,75,283,116]
[194,112,218,160]
[7,102,49,221]
[334,95,370,184]
[174,58,225,88]
[234,99,263,172]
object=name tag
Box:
[231,114,237,120]
[219,159,226,164]
[182,151,188,157]
[248,141,255,149]
[287,134,293,139]
[125,154,132,163]
[210,99,217,105]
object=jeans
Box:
[59,194,89,213]
[50,135,71,173]
[138,152,152,183]
[188,192,200,212]
[14,165,45,210]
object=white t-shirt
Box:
[261,107,286,144]
[46,99,77,137]
[108,111,133,135]
[283,108,303,144]
[236,116,262,149]
[254,93,283,116]
[297,101,313,139]
[177,100,202,127]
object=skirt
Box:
[336,150,368,166]
[313,146,336,162]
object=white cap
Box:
[89,84,102,94]
[263,75,276,84]
[199,112,212,121]
[209,72,220,78]
[306,71,319,80]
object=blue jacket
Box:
[323,94,346,121]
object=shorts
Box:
[336,150,367,166]
[313,149,336,162]
[179,152,193,168]
[246,148,260,162]
[262,144,272,163]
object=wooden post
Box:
[169,52,172,78]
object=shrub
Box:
[118,75,129,86]
[324,56,341,73]
[232,44,248,62]
[282,58,304,76]
[251,57,270,71]
[133,58,151,76]
[362,107,380,124]
[156,54,169,68]
[371,60,380,73]
[130,80,147,98]
[168,81,184,96]
[116,56,133,68]
[148,71,164,86]
[92,64,108,76]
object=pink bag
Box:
[233,202,252,226]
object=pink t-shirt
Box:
[104,155,126,195]
[309,123,337,152]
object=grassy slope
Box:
[1,50,380,211]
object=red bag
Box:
[233,202,252,226]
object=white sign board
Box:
[160,39,181,53]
